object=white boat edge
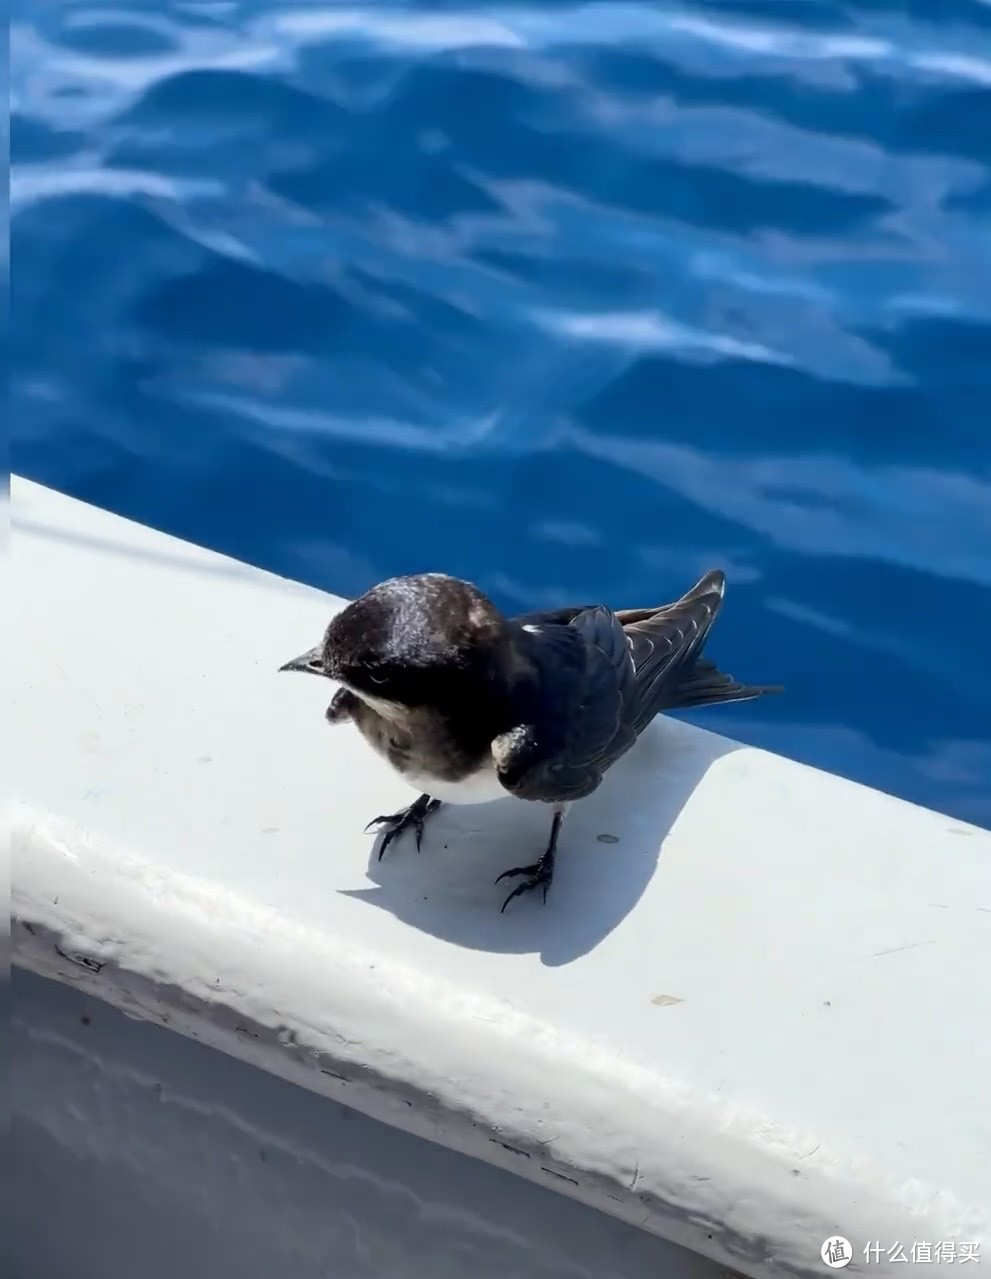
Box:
[10,474,991,1278]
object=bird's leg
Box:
[496,805,567,912]
[365,793,442,859]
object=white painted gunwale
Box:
[11,476,991,1278]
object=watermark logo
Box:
[864,1241,981,1264]
[821,1237,853,1269]
[822,1238,983,1267]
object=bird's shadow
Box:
[341,720,743,967]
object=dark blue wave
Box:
[11,1,991,826]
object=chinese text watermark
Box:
[821,1237,982,1267]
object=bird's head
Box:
[279,573,511,712]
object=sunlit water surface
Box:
[12,0,991,827]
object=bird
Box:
[279,569,781,911]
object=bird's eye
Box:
[368,671,388,686]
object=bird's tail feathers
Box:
[664,658,783,710]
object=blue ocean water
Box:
[11,1,991,828]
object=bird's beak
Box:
[278,645,328,677]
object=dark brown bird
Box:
[280,569,781,910]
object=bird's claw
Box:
[496,859,554,912]
[366,809,425,859]
[365,795,440,859]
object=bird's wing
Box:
[496,572,729,800]
[619,569,726,733]
[511,603,663,627]
[493,608,637,804]
[509,572,722,633]
[510,603,596,628]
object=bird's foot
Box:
[496,849,556,912]
[365,794,441,859]
[496,807,566,912]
